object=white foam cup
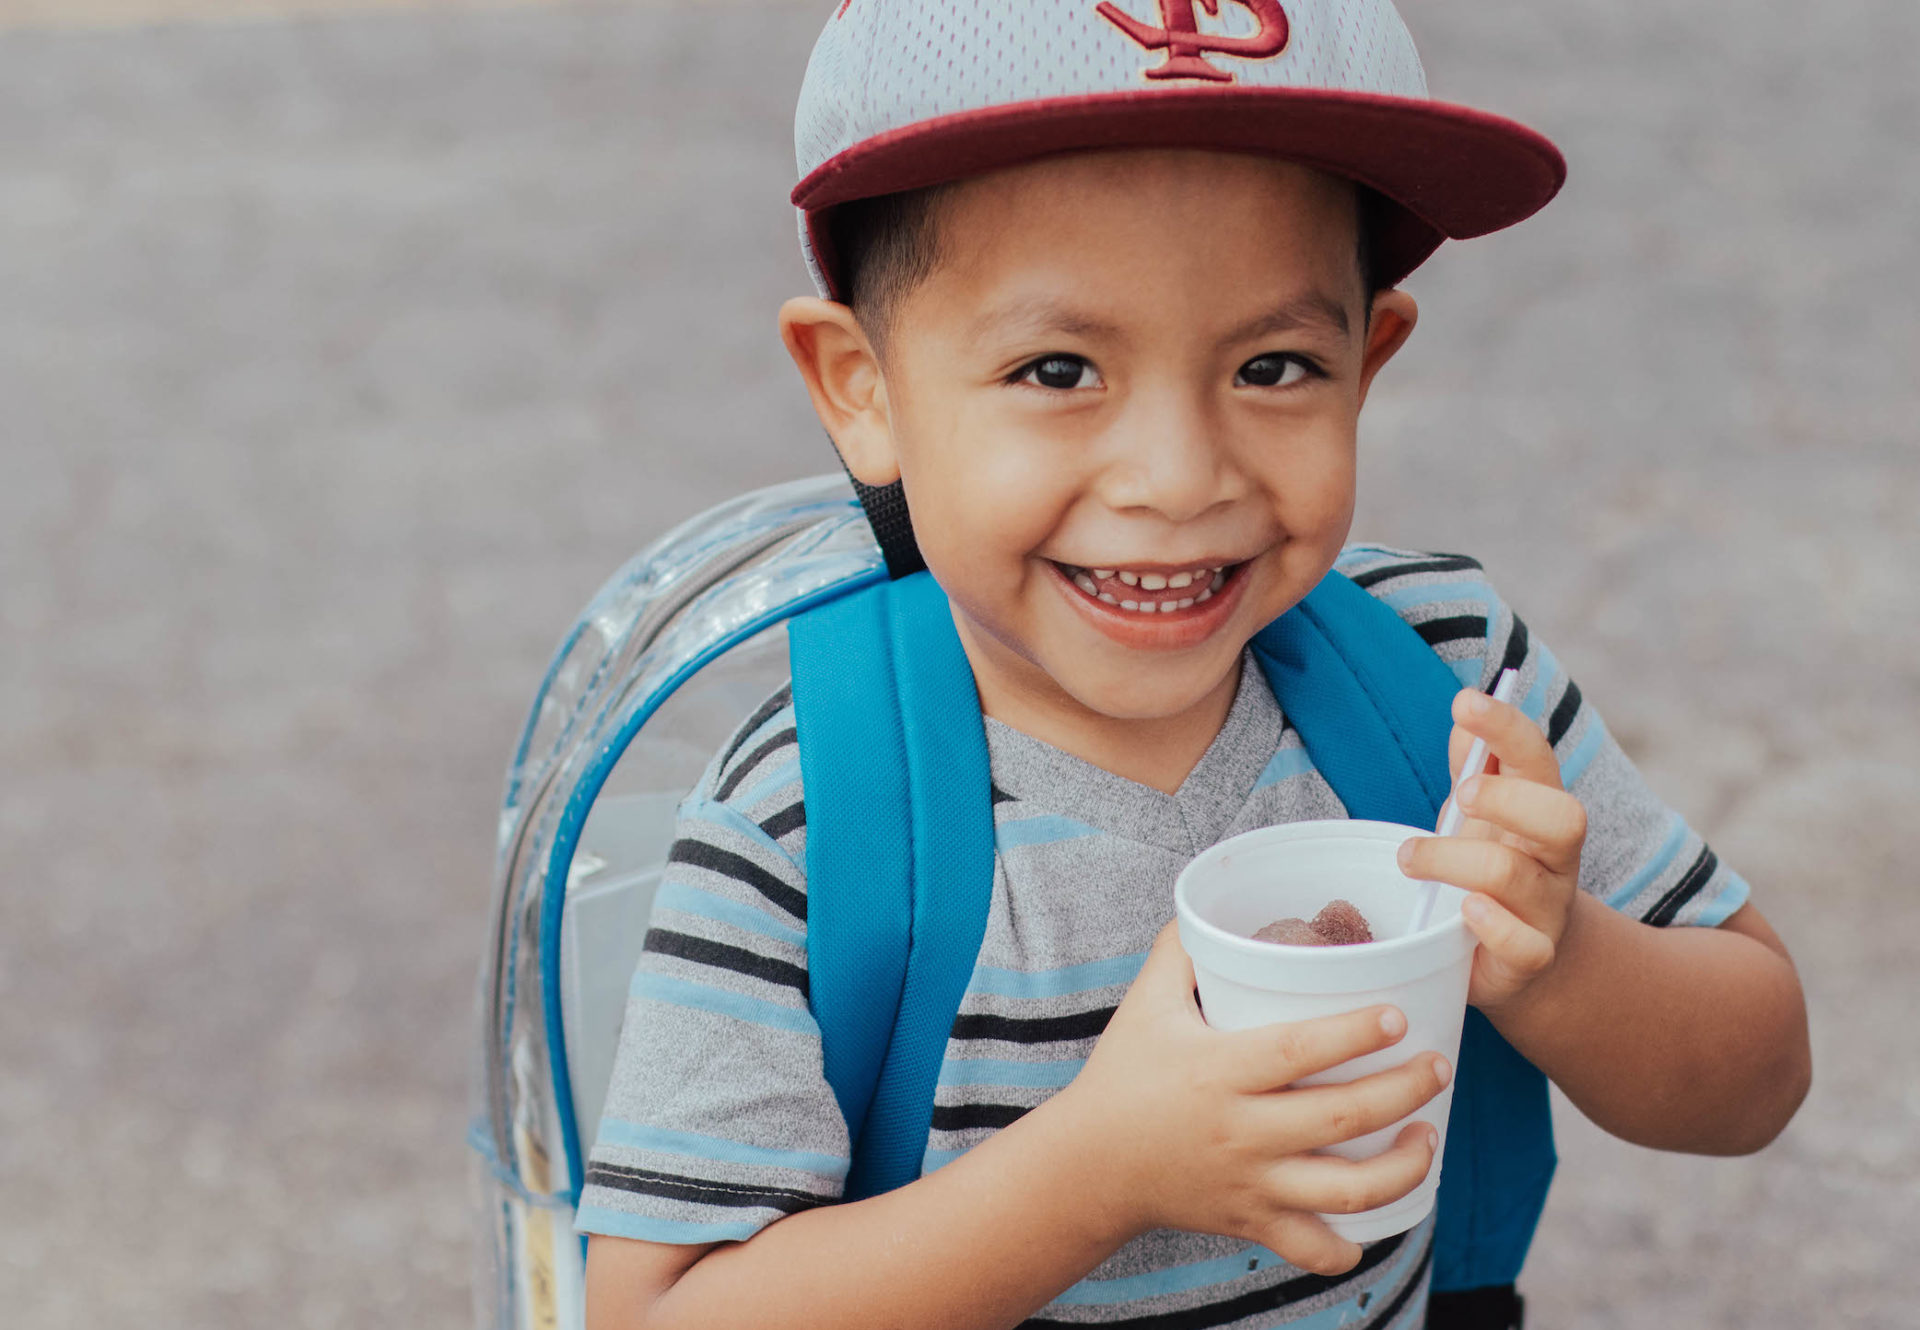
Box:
[1173,819,1473,1243]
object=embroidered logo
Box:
[1095,0,1290,83]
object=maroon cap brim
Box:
[794,87,1565,299]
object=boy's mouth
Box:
[1049,560,1240,614]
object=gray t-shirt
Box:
[576,545,1750,1327]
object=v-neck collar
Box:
[982,652,1285,856]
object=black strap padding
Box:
[1427,1284,1525,1330]
[846,471,925,580]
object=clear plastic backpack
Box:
[468,473,884,1330]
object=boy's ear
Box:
[1355,288,1418,409]
[778,297,901,487]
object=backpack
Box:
[469,475,1554,1330]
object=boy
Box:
[579,2,1809,1326]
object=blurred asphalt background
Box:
[3,0,1916,1325]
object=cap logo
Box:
[1095,0,1290,83]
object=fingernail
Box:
[1466,691,1492,715]
[1424,1124,1440,1151]
[1432,1056,1453,1088]
[1463,897,1490,923]
[1457,776,1481,807]
[1379,1007,1405,1037]
[1396,840,1413,868]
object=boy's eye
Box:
[1015,355,1103,391]
[1235,354,1315,388]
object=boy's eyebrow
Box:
[967,292,1354,345]
[1222,292,1354,343]
[968,296,1123,343]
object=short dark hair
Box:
[828,176,1386,347]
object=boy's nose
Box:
[1096,392,1247,525]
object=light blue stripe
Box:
[593,1118,849,1180]
[1605,813,1689,911]
[968,952,1147,998]
[1254,746,1315,790]
[1376,579,1499,619]
[1051,1244,1282,1305]
[1521,646,1561,722]
[629,971,819,1036]
[1052,1209,1429,1310]
[732,756,801,811]
[936,1057,1084,1090]
[1691,871,1752,928]
[995,814,1101,850]
[575,1204,760,1244]
[652,879,806,949]
[1559,715,1607,786]
[1449,657,1484,688]
[680,796,801,872]
[920,1143,972,1173]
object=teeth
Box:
[1073,573,1098,595]
[1158,600,1178,613]
[1117,571,1139,587]
[1210,570,1227,592]
[1138,573,1165,591]
[1092,569,1115,580]
[1168,571,1193,589]
[1176,597,1194,609]
[1196,587,1213,602]
[1120,600,1140,611]
[1097,592,1117,604]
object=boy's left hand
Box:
[1396,688,1588,1013]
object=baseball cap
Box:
[793,0,1565,299]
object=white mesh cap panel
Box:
[795,0,1428,183]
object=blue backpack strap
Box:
[1252,571,1556,1292]
[788,571,996,1200]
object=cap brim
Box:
[794,87,1564,298]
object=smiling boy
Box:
[577,4,1810,1328]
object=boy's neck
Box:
[954,611,1245,796]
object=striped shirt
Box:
[576,545,1751,1327]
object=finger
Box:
[1399,835,1553,924]
[1256,1211,1363,1278]
[1452,689,1562,790]
[1215,1005,1407,1092]
[1455,774,1586,874]
[1266,1121,1439,1215]
[1461,894,1556,976]
[1264,1053,1452,1152]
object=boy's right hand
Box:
[1056,924,1451,1276]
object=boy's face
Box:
[784,149,1415,730]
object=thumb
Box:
[1128,921,1197,1001]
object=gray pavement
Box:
[2,1,1916,1326]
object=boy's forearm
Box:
[1485,896,1809,1155]
[635,1089,1136,1330]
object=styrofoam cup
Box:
[1174,819,1473,1242]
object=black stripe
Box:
[1347,554,1483,589]
[715,685,792,777]
[1357,1241,1433,1329]
[951,1007,1116,1045]
[1644,845,1719,927]
[668,838,807,921]
[759,801,806,840]
[714,727,799,802]
[930,1102,1031,1132]
[991,783,1019,806]
[1412,615,1488,648]
[1546,680,1584,748]
[644,928,808,996]
[585,1162,822,1215]
[1022,1232,1408,1329]
[1496,614,1530,679]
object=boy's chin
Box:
[1047,651,1246,724]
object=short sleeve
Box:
[1337,545,1752,928]
[575,683,853,1245]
